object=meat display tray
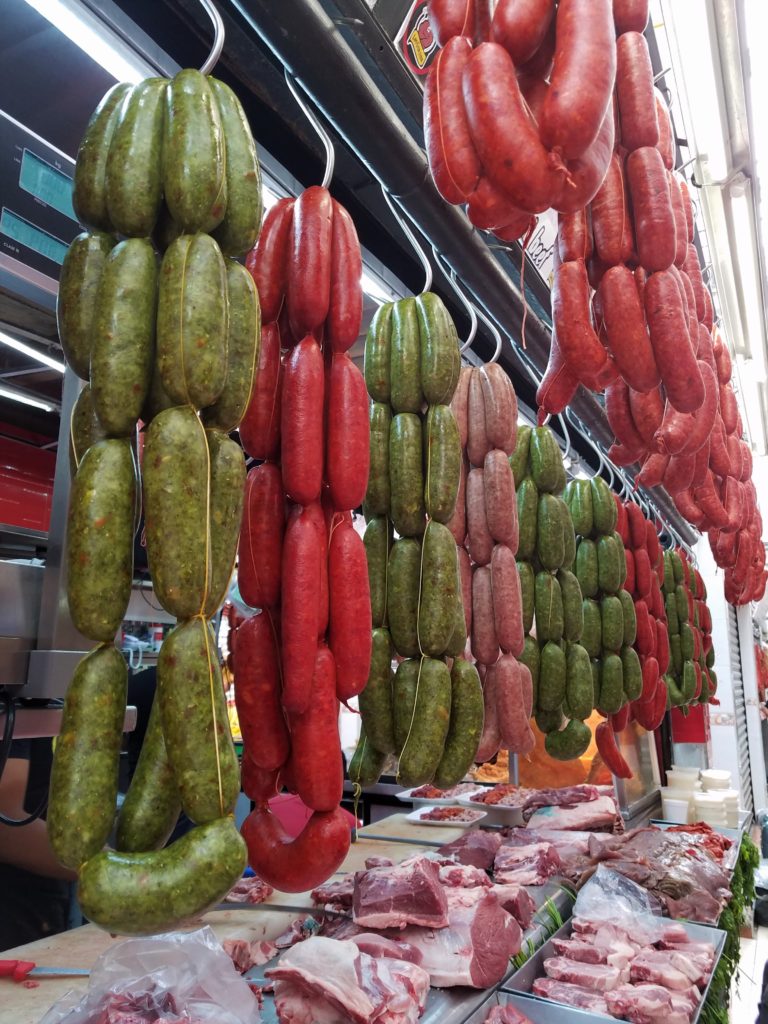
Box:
[463,988,605,1024]
[501,918,726,1024]
[648,819,742,873]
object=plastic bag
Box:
[573,864,665,944]
[39,927,261,1024]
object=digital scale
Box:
[0,108,80,312]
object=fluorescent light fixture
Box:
[361,271,395,304]
[665,0,730,183]
[22,0,154,83]
[0,384,55,412]
[729,183,767,382]
[0,330,65,373]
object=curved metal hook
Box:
[557,412,572,463]
[474,305,503,363]
[431,247,478,352]
[284,70,336,189]
[199,0,225,75]
[382,188,433,293]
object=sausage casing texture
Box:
[91,238,157,436]
[615,32,658,151]
[210,77,262,258]
[388,538,421,658]
[467,466,494,566]
[281,335,325,505]
[116,695,182,853]
[144,406,210,619]
[627,147,676,272]
[234,612,290,771]
[203,430,245,617]
[58,231,115,380]
[419,521,461,657]
[326,353,370,512]
[599,265,659,393]
[288,645,343,811]
[79,816,246,934]
[390,298,422,414]
[245,198,293,323]
[67,439,136,642]
[364,303,393,405]
[590,154,633,267]
[397,657,452,787]
[238,463,284,610]
[156,233,228,410]
[281,508,321,714]
[467,366,491,467]
[48,644,127,870]
[552,259,608,385]
[484,448,519,550]
[613,0,648,33]
[239,322,282,461]
[287,185,333,337]
[434,658,484,787]
[418,292,461,406]
[537,327,579,419]
[73,83,132,231]
[472,564,500,665]
[495,654,535,754]
[359,627,396,754]
[424,404,461,525]
[491,543,525,656]
[366,403,392,517]
[242,806,349,893]
[491,0,555,65]
[69,384,107,477]
[329,518,373,700]
[158,617,239,823]
[390,413,426,538]
[644,270,705,413]
[327,199,363,351]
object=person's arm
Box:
[0,758,77,880]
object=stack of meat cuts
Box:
[532,915,716,1023]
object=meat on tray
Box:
[353,857,448,929]
[439,829,502,869]
[266,935,430,1024]
[419,806,485,823]
[411,782,480,799]
[543,955,625,992]
[483,1003,535,1023]
[438,863,492,888]
[527,794,621,832]
[493,842,562,885]
[532,977,611,1015]
[630,950,706,991]
[551,935,635,970]
[311,875,354,908]
[224,875,274,904]
[521,784,601,819]
[488,885,537,929]
[606,982,700,1024]
[469,784,532,806]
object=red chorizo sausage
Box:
[234,612,290,771]
[281,508,320,714]
[682,243,706,322]
[608,442,645,467]
[626,147,676,272]
[662,451,696,495]
[238,463,285,610]
[463,43,567,213]
[245,198,294,323]
[327,200,363,352]
[694,470,729,529]
[701,287,714,332]
[553,102,616,214]
[656,92,674,170]
[471,564,500,665]
[616,32,659,151]
[536,327,579,421]
[727,433,743,479]
[558,209,592,263]
[655,361,718,455]
[628,385,664,445]
[484,449,519,550]
[669,173,688,267]
[241,805,351,892]
[490,544,525,656]
[596,721,632,778]
[281,336,325,505]
[599,265,659,392]
[328,518,372,701]
[539,0,616,161]
[552,259,609,385]
[612,0,649,34]
[709,416,731,477]
[428,0,476,45]
[637,451,669,488]
[720,381,739,434]
[287,186,333,338]
[626,501,647,549]
[491,0,556,66]
[302,501,329,638]
[326,353,369,512]
[679,178,695,242]
[467,177,532,233]
[644,270,705,413]
[590,154,634,266]
[288,645,343,811]
[520,15,556,77]
[605,377,647,454]
[239,323,282,461]
[495,654,535,753]
[241,755,281,806]
[424,37,482,205]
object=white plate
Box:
[396,785,487,807]
[456,792,526,826]
[405,806,487,828]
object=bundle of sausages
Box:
[447,363,532,759]
[423,0,617,240]
[235,187,371,893]
[351,295,485,791]
[661,547,718,709]
[53,70,264,934]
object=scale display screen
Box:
[0,208,68,265]
[19,149,75,222]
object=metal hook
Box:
[284,70,336,189]
[558,412,572,463]
[382,188,433,293]
[474,305,503,363]
[198,0,225,75]
[431,247,478,352]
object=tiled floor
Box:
[732,924,768,1022]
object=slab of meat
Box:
[439,829,502,869]
[522,785,601,820]
[366,856,394,868]
[349,933,424,965]
[311,876,355,908]
[389,888,522,988]
[493,842,562,885]
[267,936,430,1024]
[665,890,723,923]
[225,875,274,903]
[543,955,624,992]
[606,982,698,1023]
[488,885,537,929]
[483,1004,535,1023]
[532,977,610,1015]
[224,916,314,973]
[630,950,702,991]
[527,794,620,832]
[550,936,634,970]
[438,863,492,889]
[657,939,716,970]
[353,857,448,929]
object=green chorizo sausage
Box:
[364,302,393,404]
[545,719,592,760]
[565,642,593,720]
[665,592,680,634]
[675,584,689,624]
[520,636,541,703]
[601,595,624,653]
[535,572,564,643]
[116,695,181,853]
[519,560,535,634]
[434,658,484,788]
[567,478,593,537]
[366,403,392,516]
[69,383,107,477]
[558,568,584,642]
[622,645,643,701]
[387,538,421,658]
[424,404,461,524]
[575,538,599,598]
[536,707,564,734]
[163,69,227,233]
[157,233,229,410]
[509,425,532,488]
[516,477,539,560]
[203,260,260,432]
[72,82,132,231]
[418,521,460,657]
[364,515,392,628]
[530,427,564,493]
[48,644,127,869]
[538,640,566,711]
[590,476,618,536]
[559,497,577,569]
[597,534,622,594]
[393,658,420,753]
[390,298,422,413]
[153,200,183,254]
[91,238,158,437]
[57,231,115,380]
[614,532,627,585]
[141,362,177,425]
[105,78,166,237]
[537,493,565,570]
[203,430,245,617]
[619,589,637,646]
[349,726,388,787]
[358,627,396,754]
[598,654,624,714]
[158,617,239,824]
[416,291,459,405]
[398,657,452,787]
[581,599,602,658]
[390,412,426,537]
[79,816,246,935]
[144,406,209,619]
[210,77,262,257]
[66,439,136,642]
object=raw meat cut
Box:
[438,863,492,889]
[532,977,610,1014]
[488,885,537,929]
[483,1004,535,1023]
[349,933,424,965]
[630,950,700,991]
[522,785,601,819]
[224,916,314,972]
[605,981,699,1023]
[550,935,634,969]
[493,842,562,885]
[390,888,522,988]
[311,876,355,908]
[527,794,620,832]
[225,875,274,904]
[439,830,502,869]
[543,955,624,991]
[366,856,395,868]
[353,857,448,929]
[267,936,430,1024]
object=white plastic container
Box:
[666,770,702,792]
[662,797,691,824]
[701,769,732,790]
[671,765,701,776]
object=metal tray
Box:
[463,988,609,1024]
[502,917,726,1024]
[649,819,742,872]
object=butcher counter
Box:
[0,815,573,1024]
